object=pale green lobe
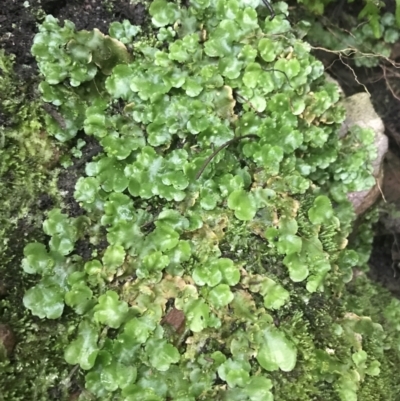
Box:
[275,58,301,80]
[193,265,222,287]
[23,280,64,319]
[258,38,278,62]
[277,234,302,255]
[74,177,99,203]
[65,283,93,315]
[279,217,298,235]
[261,278,290,310]
[218,56,243,79]
[208,284,234,307]
[245,376,273,401]
[49,235,75,255]
[145,339,180,371]
[217,358,250,388]
[366,360,381,376]
[121,384,163,401]
[352,350,367,366]
[102,245,125,272]
[114,363,137,389]
[308,195,334,224]
[306,260,331,293]
[250,95,266,112]
[139,251,169,278]
[109,20,141,44]
[256,327,297,372]
[336,374,358,401]
[64,320,100,370]
[93,290,129,329]
[85,260,103,275]
[183,299,210,332]
[123,317,156,344]
[283,253,309,282]
[243,63,261,88]
[215,258,240,286]
[227,189,257,221]
[22,242,54,274]
[149,0,180,28]
[264,14,291,35]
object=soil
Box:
[368,234,400,297]
[0,0,147,72]
[57,133,103,218]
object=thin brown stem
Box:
[382,65,400,103]
[263,68,293,88]
[261,0,275,20]
[234,92,264,116]
[195,134,258,179]
[338,54,370,95]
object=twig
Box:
[261,0,275,20]
[338,53,370,95]
[310,45,400,68]
[375,175,387,204]
[262,68,293,88]
[195,135,258,179]
[234,92,264,116]
[42,103,66,130]
[63,364,80,385]
[382,65,400,103]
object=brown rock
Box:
[379,151,400,233]
[339,93,388,215]
[383,150,400,205]
[161,307,186,334]
[0,324,16,359]
[0,280,8,298]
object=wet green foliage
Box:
[16,0,400,400]
[295,0,400,67]
[297,0,397,27]
[305,10,400,67]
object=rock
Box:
[380,151,400,233]
[382,151,400,205]
[0,323,16,360]
[0,280,7,298]
[339,92,388,215]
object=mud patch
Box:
[368,234,400,298]
[0,0,148,101]
[57,133,102,217]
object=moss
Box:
[0,50,72,400]
[0,50,60,252]
[341,274,400,400]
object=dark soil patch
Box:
[0,0,148,75]
[57,133,102,217]
[56,132,109,261]
[368,234,400,298]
